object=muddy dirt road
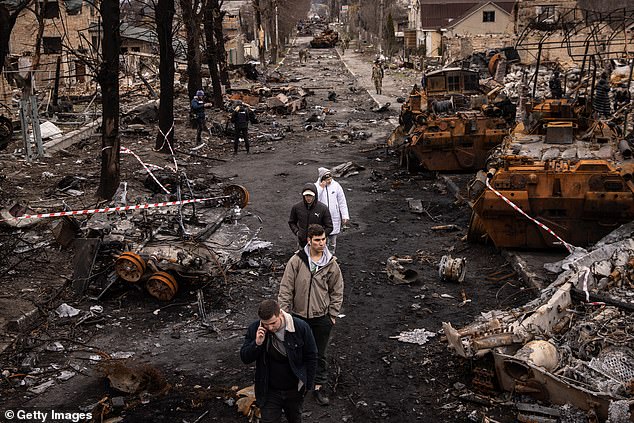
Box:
[0,38,535,422]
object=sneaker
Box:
[313,389,330,406]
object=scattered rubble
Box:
[444,223,634,420]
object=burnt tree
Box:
[179,0,203,101]
[96,0,121,199]
[154,0,176,152]
[210,0,229,89]
[203,0,222,107]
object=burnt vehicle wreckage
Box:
[466,6,634,251]
[388,66,517,173]
[0,159,253,300]
[69,178,252,302]
[440,6,634,422]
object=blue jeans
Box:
[260,388,305,423]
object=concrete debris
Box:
[443,224,634,420]
[55,303,81,318]
[371,102,390,113]
[27,380,55,394]
[392,328,436,345]
[330,161,364,178]
[57,370,76,381]
[38,121,63,140]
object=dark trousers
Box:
[302,315,333,386]
[260,388,305,423]
[234,127,249,153]
[196,117,208,143]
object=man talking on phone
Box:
[241,299,317,423]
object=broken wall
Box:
[9,1,96,90]
[514,1,634,67]
[444,34,516,64]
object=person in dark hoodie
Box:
[278,224,344,406]
[288,183,333,248]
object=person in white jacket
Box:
[314,167,350,254]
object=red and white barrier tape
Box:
[5,197,223,221]
[485,178,575,253]
[120,146,170,194]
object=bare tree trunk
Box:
[96,0,121,200]
[32,0,45,70]
[203,0,223,107]
[179,0,203,101]
[154,0,176,152]
[267,0,277,64]
[210,0,230,89]
[252,0,265,67]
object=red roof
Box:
[420,1,516,30]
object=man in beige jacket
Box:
[278,224,344,406]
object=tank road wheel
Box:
[115,252,146,282]
[223,184,250,208]
[466,211,488,243]
[146,271,179,301]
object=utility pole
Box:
[275,0,279,62]
[379,0,384,54]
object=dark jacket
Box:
[191,97,205,119]
[240,310,318,406]
[231,106,256,129]
[288,183,333,245]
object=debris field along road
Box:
[0,37,534,422]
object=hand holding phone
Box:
[255,322,267,346]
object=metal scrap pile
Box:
[444,223,634,420]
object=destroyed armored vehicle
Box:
[310,29,338,48]
[388,68,515,172]
[468,98,634,249]
[78,184,252,302]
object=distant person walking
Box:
[314,167,349,254]
[231,103,256,154]
[341,37,349,55]
[549,70,563,99]
[288,183,333,249]
[299,48,309,64]
[372,61,384,95]
[593,72,612,118]
[278,224,344,406]
[191,89,210,144]
[240,299,317,423]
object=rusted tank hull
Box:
[470,160,634,249]
[407,117,507,171]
